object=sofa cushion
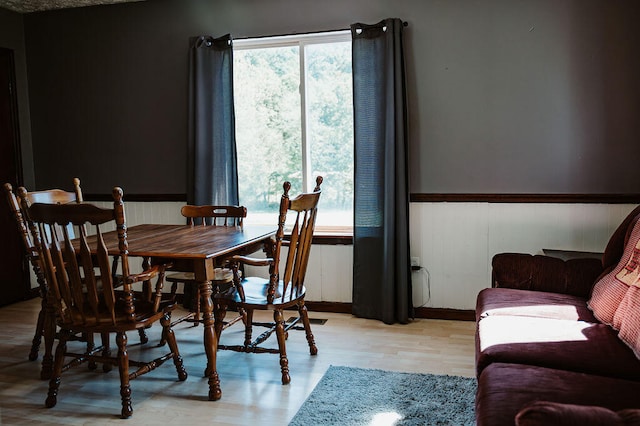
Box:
[476,315,640,379]
[476,363,640,426]
[492,253,603,297]
[589,214,640,326]
[614,286,640,359]
[476,287,596,323]
[515,401,640,426]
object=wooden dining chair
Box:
[214,176,322,385]
[164,205,247,334]
[6,178,147,379]
[3,178,84,379]
[26,187,187,419]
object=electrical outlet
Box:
[411,257,420,267]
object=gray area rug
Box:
[289,366,476,426]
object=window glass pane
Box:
[234,34,353,229]
[305,41,353,227]
[234,46,301,224]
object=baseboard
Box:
[304,301,352,314]
[304,301,475,321]
[412,306,475,321]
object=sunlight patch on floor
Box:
[369,411,403,425]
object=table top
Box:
[100,224,277,260]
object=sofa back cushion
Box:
[588,214,640,326]
[492,253,602,297]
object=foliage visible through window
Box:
[233,32,353,231]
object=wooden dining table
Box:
[94,223,277,401]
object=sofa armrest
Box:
[492,253,603,298]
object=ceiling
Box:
[0,0,144,13]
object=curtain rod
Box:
[232,28,348,42]
[232,20,408,42]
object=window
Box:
[233,31,353,231]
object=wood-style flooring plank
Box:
[0,298,476,425]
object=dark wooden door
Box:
[0,47,28,306]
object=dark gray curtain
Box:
[188,34,239,206]
[351,18,412,324]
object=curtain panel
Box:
[188,34,239,206]
[351,18,413,324]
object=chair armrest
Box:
[125,263,172,284]
[124,263,173,312]
[230,255,273,267]
[492,253,603,298]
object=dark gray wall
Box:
[415,0,640,194]
[0,6,34,188]
[21,0,640,195]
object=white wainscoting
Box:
[53,201,635,310]
[410,202,637,310]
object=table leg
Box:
[199,280,222,401]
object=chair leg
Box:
[136,264,151,345]
[45,328,71,408]
[214,304,227,344]
[101,332,112,372]
[161,312,188,381]
[29,300,46,361]
[85,333,97,370]
[243,309,254,347]
[170,281,178,302]
[137,327,149,344]
[273,309,290,385]
[238,306,248,326]
[297,301,318,355]
[40,305,56,380]
[116,332,133,419]
[158,321,168,347]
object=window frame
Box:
[233,30,354,236]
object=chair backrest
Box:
[3,178,84,286]
[181,205,247,227]
[21,177,84,205]
[273,176,322,300]
[25,187,133,327]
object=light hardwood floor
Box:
[0,298,476,425]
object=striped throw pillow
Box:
[588,214,640,326]
[614,286,640,359]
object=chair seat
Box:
[63,297,177,332]
[215,276,305,307]
[166,268,234,283]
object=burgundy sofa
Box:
[475,205,640,426]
